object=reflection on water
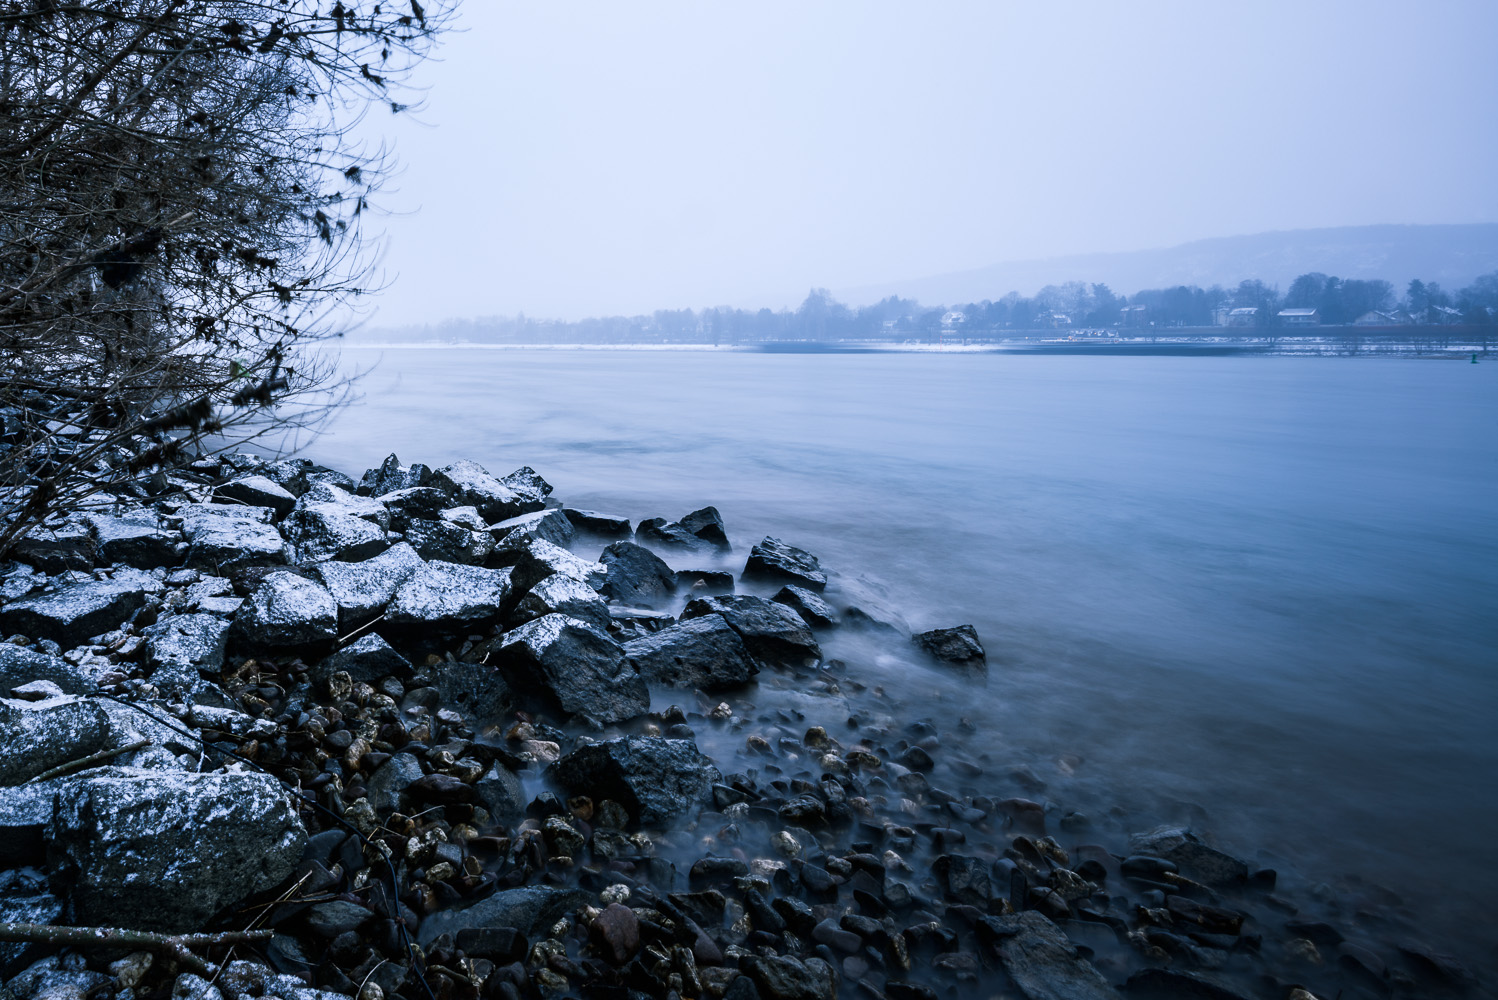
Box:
[307,349,1498,965]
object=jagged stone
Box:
[623,613,758,691]
[496,614,648,724]
[416,886,590,948]
[0,576,156,647]
[509,573,612,631]
[376,486,451,530]
[682,595,820,669]
[489,508,574,560]
[310,542,424,627]
[213,476,297,518]
[312,633,411,686]
[742,536,827,591]
[0,644,98,697]
[281,499,388,564]
[598,541,677,607]
[142,613,230,697]
[913,625,987,672]
[548,736,720,825]
[179,505,287,570]
[509,539,607,594]
[1128,828,1249,887]
[429,460,543,521]
[740,955,837,1000]
[358,453,432,497]
[562,509,631,537]
[386,560,511,627]
[231,572,337,649]
[404,517,492,564]
[0,696,112,785]
[84,510,182,567]
[11,520,95,573]
[978,911,1120,1000]
[773,585,839,628]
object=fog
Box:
[358,1,1498,323]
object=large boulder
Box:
[0,644,98,697]
[509,573,612,632]
[509,539,607,594]
[548,737,720,826]
[622,614,758,691]
[0,575,156,647]
[141,613,230,697]
[640,506,730,553]
[489,509,574,561]
[386,561,511,627]
[417,886,589,948]
[376,486,451,530]
[427,660,514,721]
[0,697,112,785]
[403,517,493,565]
[682,595,820,669]
[429,460,544,522]
[312,633,411,687]
[740,955,838,1000]
[598,541,677,608]
[213,475,297,518]
[499,465,554,502]
[913,625,987,672]
[310,542,424,627]
[11,520,95,573]
[281,500,388,564]
[496,615,648,724]
[180,505,287,569]
[48,767,306,931]
[978,911,1121,1000]
[232,572,338,648]
[742,537,827,591]
[562,509,631,538]
[84,511,182,568]
[358,454,432,497]
[773,585,839,628]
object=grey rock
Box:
[773,586,839,628]
[0,892,64,972]
[678,506,731,550]
[740,955,837,1000]
[180,506,287,570]
[48,766,306,931]
[637,517,714,552]
[6,967,110,1000]
[510,573,612,632]
[376,486,452,530]
[312,634,411,686]
[980,911,1121,1000]
[306,467,359,494]
[0,697,111,785]
[195,596,244,616]
[498,465,553,501]
[11,520,95,573]
[386,560,511,627]
[428,660,513,720]
[509,539,607,593]
[310,542,424,627]
[213,476,297,518]
[548,736,720,825]
[475,764,526,822]
[358,454,432,497]
[404,517,492,564]
[1123,969,1252,1000]
[742,537,827,591]
[496,615,648,724]
[0,644,97,697]
[142,614,230,697]
[1128,828,1248,887]
[489,509,574,561]
[85,510,182,568]
[843,606,906,637]
[623,614,758,691]
[562,509,632,537]
[416,885,589,948]
[232,572,337,648]
[304,900,372,938]
[247,459,313,497]
[913,625,987,672]
[682,595,820,669]
[598,541,677,608]
[429,460,543,522]
[281,502,388,564]
[0,577,153,647]
[366,753,423,814]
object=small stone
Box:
[589,902,641,964]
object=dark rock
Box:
[497,615,647,724]
[386,560,512,627]
[562,509,631,537]
[231,571,337,649]
[676,569,736,595]
[0,644,97,697]
[1120,855,1177,879]
[359,454,432,497]
[376,486,452,530]
[214,475,297,518]
[429,460,544,521]
[428,660,513,720]
[1164,895,1243,935]
[509,573,612,632]
[679,506,731,550]
[842,606,905,636]
[85,511,182,567]
[0,697,112,785]
[549,736,720,825]
[598,541,677,608]
[932,855,992,907]
[0,575,155,648]
[282,498,389,564]
[366,752,424,813]
[475,764,527,822]
[404,517,492,564]
[416,885,589,947]
[912,625,987,672]
[407,773,475,804]
[142,613,230,696]
[681,595,820,669]
[311,542,424,628]
[1128,828,1248,887]
[979,911,1121,1000]
[180,505,287,569]
[313,634,411,686]
[489,509,574,560]
[742,537,827,591]
[590,902,641,964]
[306,900,373,938]
[500,465,553,500]
[772,586,839,628]
[622,614,758,691]
[508,539,607,594]
[1123,968,1252,1000]
[48,767,305,932]
[11,520,95,573]
[455,926,525,962]
[690,857,749,887]
[740,955,836,1000]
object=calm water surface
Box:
[308,350,1498,965]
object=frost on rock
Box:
[497,614,648,724]
[232,572,337,648]
[213,475,297,518]
[180,505,287,570]
[281,499,388,564]
[0,696,112,785]
[489,508,574,562]
[143,613,231,697]
[84,510,183,568]
[429,460,544,522]
[0,643,100,697]
[386,560,511,627]
[48,766,306,931]
[310,542,424,628]
[510,573,612,631]
[0,577,155,648]
[510,539,607,594]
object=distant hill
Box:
[837,224,1498,307]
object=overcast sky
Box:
[357,1,1498,324]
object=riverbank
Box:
[0,449,1488,1000]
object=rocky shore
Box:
[0,454,1484,1000]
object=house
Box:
[1277,308,1319,326]
[1224,307,1259,327]
[1426,305,1464,325]
[1353,310,1393,326]
[1120,304,1147,327]
[940,311,966,331]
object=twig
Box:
[25,740,149,783]
[0,923,273,978]
[336,613,386,648]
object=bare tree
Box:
[0,0,453,556]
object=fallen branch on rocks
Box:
[0,923,273,978]
[25,740,149,784]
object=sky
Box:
[355,1,1498,325]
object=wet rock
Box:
[366,752,423,813]
[429,460,543,522]
[681,595,820,669]
[509,539,608,594]
[562,509,631,537]
[403,517,492,564]
[0,644,97,696]
[489,509,574,560]
[214,475,297,518]
[231,572,338,649]
[500,464,554,500]
[12,520,95,573]
[1129,828,1248,887]
[0,697,112,785]
[376,486,451,530]
[358,454,432,497]
[311,542,424,628]
[475,764,527,822]
[590,902,641,964]
[740,955,836,1000]
[85,511,182,568]
[0,889,64,970]
[312,634,411,686]
[549,736,720,825]
[0,576,155,648]
[679,506,731,550]
[933,854,992,907]
[912,625,987,672]
[306,900,372,938]
[509,573,612,632]
[742,537,826,591]
[48,767,305,931]
[979,911,1121,1000]
[180,505,287,569]
[416,885,589,947]
[428,660,513,720]
[1123,968,1253,1000]
[142,613,230,697]
[597,541,677,607]
[282,500,388,565]
[772,586,839,628]
[622,614,759,691]
[842,606,905,637]
[386,560,511,628]
[497,615,647,724]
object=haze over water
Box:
[310,349,1498,967]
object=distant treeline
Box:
[365,271,1498,344]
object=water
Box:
[308,349,1498,968]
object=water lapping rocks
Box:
[0,453,1484,1000]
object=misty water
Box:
[308,349,1497,967]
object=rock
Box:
[358,454,432,497]
[47,767,306,931]
[366,752,423,813]
[245,459,313,497]
[0,890,64,971]
[548,736,720,825]
[475,764,526,821]
[562,509,631,537]
[386,560,511,627]
[282,501,388,565]
[427,660,513,720]
[509,539,607,594]
[742,537,826,591]
[213,476,297,518]
[0,697,112,785]
[622,614,759,691]
[403,517,492,564]
[1123,969,1253,1000]
[597,541,677,607]
[496,615,647,724]
[142,614,230,697]
[772,586,839,628]
[416,885,590,947]
[509,573,612,632]
[85,511,182,567]
[676,569,736,594]
[679,506,731,550]
[740,955,837,1000]
[312,634,411,686]
[979,911,1121,1000]
[638,517,712,552]
[231,572,338,649]
[489,509,574,560]
[499,465,553,502]
[12,520,95,573]
[1128,828,1249,887]
[681,596,820,669]
[376,486,451,530]
[305,900,372,938]
[0,576,154,647]
[589,902,641,964]
[913,625,987,672]
[180,506,287,569]
[0,644,97,697]
[842,606,905,636]
[429,460,543,521]
[310,543,424,628]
